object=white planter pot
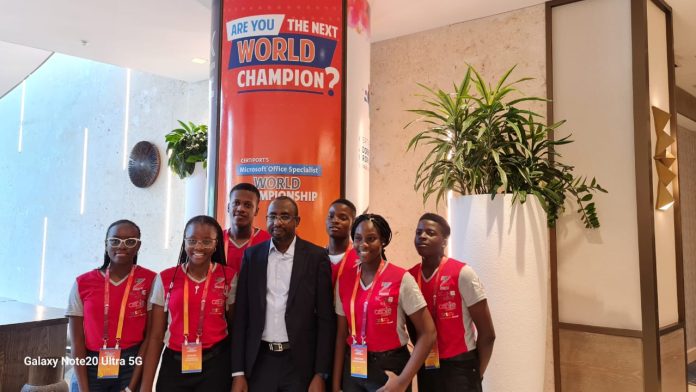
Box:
[184,163,207,221]
[449,194,550,392]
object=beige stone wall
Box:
[369,6,550,390]
[369,4,547,269]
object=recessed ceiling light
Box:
[192,57,208,64]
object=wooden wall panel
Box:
[677,87,696,122]
[678,127,696,353]
[660,328,687,392]
[559,329,643,392]
[0,322,67,392]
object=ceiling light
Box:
[192,57,208,64]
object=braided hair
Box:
[351,213,392,261]
[99,219,141,271]
[177,215,227,266]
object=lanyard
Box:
[335,243,353,282]
[164,266,181,312]
[416,257,448,315]
[183,262,214,344]
[349,260,385,345]
[103,265,137,349]
[225,227,259,261]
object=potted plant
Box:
[165,120,208,219]
[406,65,605,227]
[405,65,606,392]
[165,120,208,179]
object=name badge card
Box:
[97,348,121,379]
[350,344,368,379]
[181,342,203,373]
[424,342,440,369]
[181,263,213,374]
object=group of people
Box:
[66,183,495,392]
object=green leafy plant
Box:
[165,120,208,179]
[406,65,607,228]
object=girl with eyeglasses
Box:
[66,219,156,392]
[141,215,236,392]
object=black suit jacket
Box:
[231,236,335,385]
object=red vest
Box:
[223,227,271,274]
[331,248,359,287]
[76,266,156,352]
[338,262,406,352]
[409,258,470,358]
[160,263,234,351]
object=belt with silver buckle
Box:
[263,341,291,352]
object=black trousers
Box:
[156,339,232,392]
[341,346,411,392]
[248,346,308,392]
[416,350,482,392]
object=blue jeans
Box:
[70,345,140,392]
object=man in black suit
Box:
[231,196,335,392]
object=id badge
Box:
[424,342,440,369]
[350,344,368,379]
[97,348,121,379]
[181,342,203,373]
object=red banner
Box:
[217,0,343,245]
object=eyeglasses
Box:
[266,214,296,223]
[106,237,141,248]
[184,238,218,248]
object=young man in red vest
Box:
[223,183,271,274]
[409,213,496,392]
[325,198,359,286]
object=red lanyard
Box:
[183,262,214,344]
[335,243,353,282]
[416,257,448,315]
[349,261,385,345]
[103,265,137,349]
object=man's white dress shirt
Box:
[261,236,296,342]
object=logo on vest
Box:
[374,304,394,325]
[128,299,145,309]
[132,278,146,291]
[378,282,392,296]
